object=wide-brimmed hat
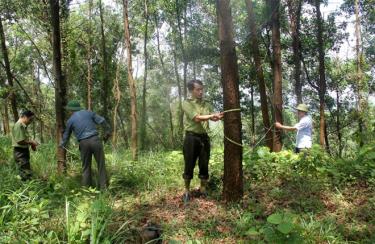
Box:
[295,104,309,112]
[65,100,83,111]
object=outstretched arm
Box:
[60,121,73,148]
[275,122,297,131]
[194,112,224,122]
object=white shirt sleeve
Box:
[294,116,312,130]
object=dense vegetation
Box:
[1,137,375,242]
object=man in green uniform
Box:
[182,79,224,203]
[11,110,39,180]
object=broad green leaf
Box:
[246,228,259,236]
[267,213,282,224]
[277,222,294,234]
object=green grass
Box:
[0,136,374,243]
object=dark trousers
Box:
[183,132,210,180]
[79,136,108,189]
[13,147,32,180]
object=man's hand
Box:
[275,122,282,129]
[210,112,224,121]
[30,140,39,151]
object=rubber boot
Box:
[200,179,208,198]
[183,179,191,204]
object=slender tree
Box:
[286,0,303,104]
[99,0,110,120]
[245,0,273,151]
[314,0,328,150]
[123,0,138,160]
[216,0,243,202]
[269,0,283,152]
[355,0,367,147]
[50,0,67,172]
[0,16,18,121]
[140,0,149,150]
[87,0,93,110]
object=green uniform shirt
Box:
[12,120,30,148]
[182,98,212,134]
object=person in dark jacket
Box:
[60,100,111,190]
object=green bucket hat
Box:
[295,104,309,112]
[65,100,83,111]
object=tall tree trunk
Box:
[87,0,93,110]
[140,0,149,150]
[336,86,342,157]
[36,67,44,143]
[314,0,327,150]
[99,0,110,120]
[287,0,303,104]
[269,0,283,152]
[250,83,255,146]
[176,0,187,98]
[173,46,184,141]
[50,0,67,172]
[0,16,18,121]
[155,13,176,144]
[2,102,10,135]
[355,0,366,147]
[123,0,138,161]
[216,0,243,202]
[245,0,273,151]
[117,108,129,148]
[112,50,122,146]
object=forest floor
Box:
[0,137,374,243]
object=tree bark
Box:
[123,0,138,161]
[336,86,342,157]
[99,0,110,120]
[87,0,93,110]
[245,0,273,151]
[112,50,122,146]
[175,0,187,99]
[2,102,10,135]
[250,83,255,146]
[50,0,67,172]
[140,0,149,150]
[216,0,243,202]
[269,0,283,152]
[286,0,303,104]
[355,0,366,147]
[173,46,184,141]
[314,0,328,150]
[0,16,18,121]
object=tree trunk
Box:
[245,0,273,151]
[355,0,366,147]
[269,0,283,152]
[250,83,255,146]
[286,0,303,104]
[116,108,129,148]
[50,0,67,172]
[140,0,149,150]
[175,0,187,98]
[336,86,342,157]
[99,0,110,120]
[314,0,327,150]
[112,50,123,146]
[216,0,243,202]
[173,46,184,141]
[87,0,93,110]
[123,0,138,161]
[0,16,18,121]
[2,102,10,135]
